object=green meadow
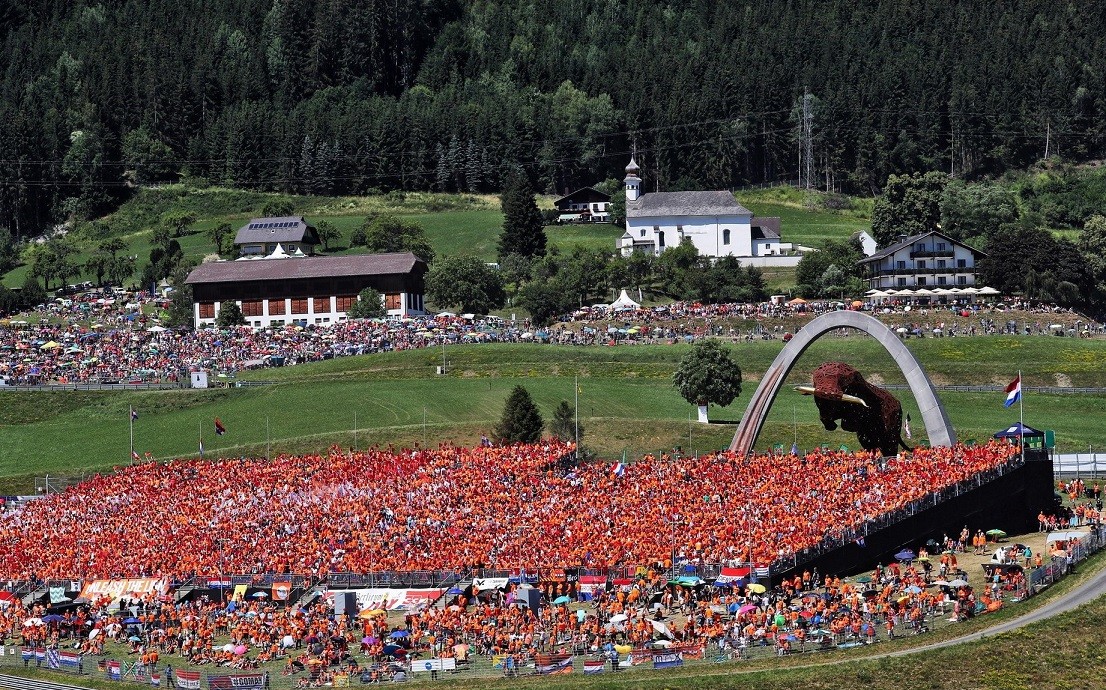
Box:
[3,336,1105,494]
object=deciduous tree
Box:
[673,339,743,423]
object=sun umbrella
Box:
[447,587,464,595]
[88,629,101,640]
[233,645,247,656]
[552,595,572,605]
[41,614,65,623]
[948,579,970,588]
[122,617,142,625]
[853,575,873,583]
[382,644,402,656]
[738,604,757,614]
[389,630,410,638]
[251,591,268,598]
[933,580,951,587]
[22,618,42,627]
[906,586,923,594]
[986,529,1007,539]
[747,583,766,594]
[609,614,628,624]
[222,643,235,652]
[895,549,915,561]
[129,635,143,643]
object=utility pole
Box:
[1044,120,1051,160]
[800,90,815,208]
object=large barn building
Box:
[184,253,428,329]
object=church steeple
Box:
[624,153,641,202]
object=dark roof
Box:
[750,217,781,240]
[627,191,751,218]
[234,216,318,246]
[857,230,987,264]
[185,253,426,285]
[553,187,611,208]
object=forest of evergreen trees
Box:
[2,0,1106,237]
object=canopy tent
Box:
[610,289,641,310]
[993,422,1044,440]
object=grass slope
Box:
[4,337,1106,493]
[3,186,872,288]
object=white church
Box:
[617,157,785,259]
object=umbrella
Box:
[747,583,766,594]
[948,579,969,588]
[853,575,873,583]
[609,614,628,624]
[738,604,757,614]
[88,629,101,640]
[41,614,65,623]
[233,645,247,656]
[986,529,1007,539]
[895,549,915,561]
[129,635,143,643]
[933,580,951,587]
[222,643,235,652]
[122,617,142,625]
[447,587,464,595]
[251,591,268,598]
[552,595,572,605]
[389,630,410,638]
[22,618,42,627]
[906,586,923,594]
[382,644,402,656]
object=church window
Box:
[723,229,731,245]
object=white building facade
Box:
[858,231,985,290]
[616,158,781,258]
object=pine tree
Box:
[494,385,544,444]
[549,400,581,444]
[497,169,547,261]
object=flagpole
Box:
[198,420,203,458]
[574,375,579,460]
[266,415,270,461]
[1018,369,1024,465]
[129,407,134,462]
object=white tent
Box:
[268,243,288,259]
[611,289,641,310]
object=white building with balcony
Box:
[858,230,985,290]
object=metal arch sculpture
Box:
[730,311,956,455]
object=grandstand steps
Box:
[293,586,324,610]
[435,580,470,609]
[173,584,198,604]
[22,588,47,606]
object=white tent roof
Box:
[611,289,641,310]
[1047,531,1088,543]
[268,243,288,259]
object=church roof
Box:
[627,191,751,218]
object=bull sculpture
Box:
[795,362,912,456]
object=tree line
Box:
[4,1,1106,238]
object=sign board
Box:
[190,371,208,389]
[1044,430,1055,448]
[411,658,456,673]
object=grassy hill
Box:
[2,186,870,290]
[2,336,1104,494]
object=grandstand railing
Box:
[765,452,1032,577]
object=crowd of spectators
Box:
[3,289,1099,386]
[0,440,1019,583]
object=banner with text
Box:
[81,578,167,601]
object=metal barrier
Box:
[0,674,84,690]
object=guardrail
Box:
[0,382,185,392]
[0,674,83,690]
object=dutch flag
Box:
[612,463,625,477]
[1004,375,1021,408]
